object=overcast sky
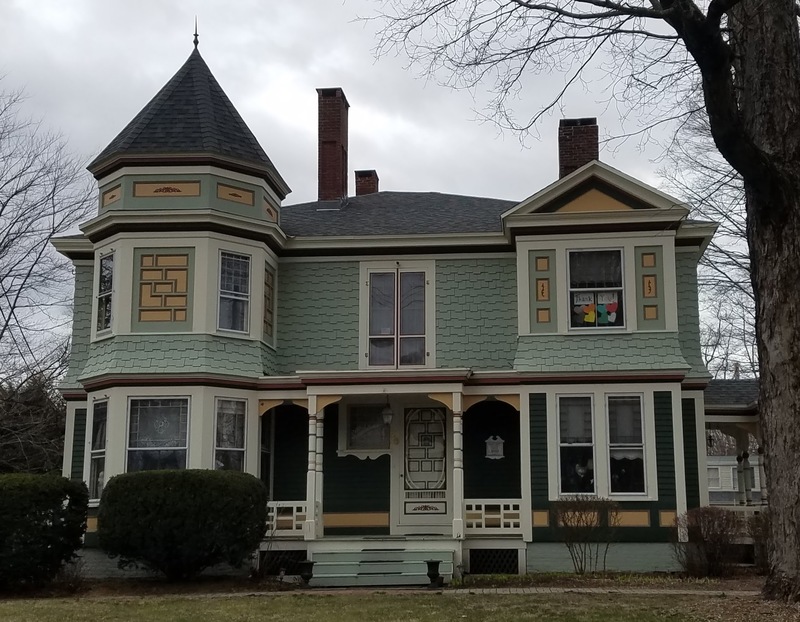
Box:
[2,0,668,206]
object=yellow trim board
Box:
[616,510,650,527]
[86,517,98,532]
[659,510,677,527]
[323,512,389,528]
[532,510,550,527]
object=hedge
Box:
[0,474,88,588]
[98,469,268,580]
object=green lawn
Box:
[0,593,792,622]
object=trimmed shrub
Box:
[0,474,88,588]
[672,507,740,577]
[98,469,268,580]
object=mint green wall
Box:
[436,258,517,370]
[277,261,360,373]
[526,543,678,573]
[675,250,711,380]
[62,264,93,390]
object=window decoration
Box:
[217,183,254,206]
[219,252,250,332]
[215,399,246,471]
[97,254,113,331]
[569,250,624,328]
[558,396,595,494]
[263,263,275,340]
[89,401,107,499]
[127,398,189,472]
[138,253,189,323]
[485,435,505,460]
[608,396,645,493]
[368,270,425,366]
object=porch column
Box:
[304,396,319,540]
[452,393,465,540]
[315,411,325,538]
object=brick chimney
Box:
[558,118,599,178]
[355,170,379,196]
[317,88,349,200]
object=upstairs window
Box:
[97,254,113,332]
[263,263,275,341]
[368,270,426,366]
[219,252,250,332]
[569,250,624,329]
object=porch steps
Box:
[309,548,454,587]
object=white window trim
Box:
[556,393,597,496]
[567,247,626,331]
[358,259,436,370]
[337,402,392,460]
[217,250,251,334]
[96,251,114,335]
[605,393,648,497]
[214,397,247,471]
[125,396,191,473]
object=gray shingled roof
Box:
[281,192,518,237]
[87,47,289,197]
[705,379,759,407]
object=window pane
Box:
[215,450,244,471]
[399,336,425,365]
[129,399,188,448]
[608,397,643,444]
[348,406,390,450]
[559,397,592,444]
[219,297,248,331]
[216,400,245,449]
[399,272,425,335]
[610,448,645,493]
[91,403,108,451]
[570,291,624,328]
[560,446,595,493]
[569,250,622,288]
[89,456,105,499]
[127,449,187,472]
[369,337,394,366]
[369,272,395,336]
[99,255,113,294]
[707,467,720,489]
[220,253,250,295]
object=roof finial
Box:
[193,17,199,49]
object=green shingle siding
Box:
[529,393,549,508]
[654,391,676,505]
[70,409,87,481]
[62,264,93,389]
[463,401,521,499]
[277,261,359,373]
[675,251,711,380]
[682,397,701,509]
[436,258,517,370]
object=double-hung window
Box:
[97,254,114,332]
[707,467,721,490]
[263,263,275,341]
[568,250,624,328]
[558,396,595,494]
[219,252,250,332]
[607,395,645,494]
[89,401,107,499]
[368,269,426,367]
[215,398,246,471]
[127,398,189,472]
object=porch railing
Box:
[464,499,523,535]
[266,501,307,537]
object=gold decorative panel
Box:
[535,278,550,301]
[537,308,551,323]
[217,183,254,206]
[659,510,677,527]
[643,275,657,298]
[532,510,550,527]
[616,510,650,527]
[644,305,659,320]
[642,253,657,268]
[102,185,121,207]
[133,181,200,197]
[535,256,549,272]
[264,200,279,223]
[138,253,189,322]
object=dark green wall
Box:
[654,391,677,506]
[271,404,308,501]
[682,397,701,509]
[530,393,549,508]
[463,400,521,498]
[70,409,87,481]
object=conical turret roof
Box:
[88,47,290,199]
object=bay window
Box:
[127,398,189,472]
[219,252,250,332]
[568,249,624,328]
[215,398,246,471]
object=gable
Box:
[551,187,635,214]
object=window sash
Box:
[568,250,624,329]
[558,396,595,494]
[89,402,108,499]
[708,467,721,489]
[368,270,426,367]
[127,398,189,472]
[215,399,246,471]
[263,264,275,339]
[97,254,113,331]
[219,252,250,332]
[607,395,645,494]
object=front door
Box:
[398,407,450,528]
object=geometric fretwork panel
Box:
[405,407,447,491]
[138,253,189,322]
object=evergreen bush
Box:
[0,474,88,588]
[98,469,268,580]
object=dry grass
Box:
[0,593,797,622]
